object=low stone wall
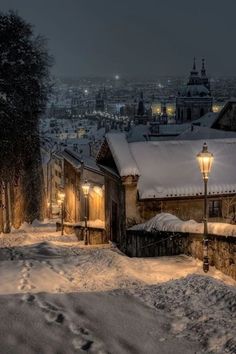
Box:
[126,230,236,280]
[186,233,236,280]
[56,222,108,245]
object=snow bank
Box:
[135,274,236,354]
[64,219,105,229]
[19,219,57,232]
[130,213,236,237]
[0,223,235,353]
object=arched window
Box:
[178,108,180,118]
[187,108,191,121]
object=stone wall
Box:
[124,185,235,226]
[186,233,236,280]
[125,230,236,281]
[57,222,108,245]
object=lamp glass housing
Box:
[58,191,65,201]
[82,180,90,196]
[196,143,214,180]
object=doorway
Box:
[111,201,118,243]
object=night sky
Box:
[1,0,236,77]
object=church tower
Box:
[200,58,210,91]
[188,57,201,86]
[137,92,145,116]
[95,90,105,112]
[176,58,213,123]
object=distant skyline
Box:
[1,0,236,78]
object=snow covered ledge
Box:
[127,213,236,280]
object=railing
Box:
[126,229,187,257]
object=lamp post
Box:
[58,191,65,236]
[196,143,214,273]
[81,180,90,245]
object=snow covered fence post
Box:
[196,143,214,273]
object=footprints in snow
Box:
[19,258,99,352]
[42,260,77,287]
[17,258,106,352]
[18,260,34,291]
[21,292,100,352]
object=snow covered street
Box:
[0,223,235,354]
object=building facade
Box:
[97,134,236,251]
[62,149,105,225]
[212,100,236,131]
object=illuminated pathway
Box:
[0,225,234,353]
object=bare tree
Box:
[222,195,236,224]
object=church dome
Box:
[180,84,210,97]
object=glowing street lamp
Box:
[81,180,90,245]
[58,191,65,236]
[196,143,214,273]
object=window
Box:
[209,200,222,217]
[187,108,192,121]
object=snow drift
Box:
[135,274,236,354]
[130,213,236,237]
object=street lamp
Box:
[58,191,65,236]
[81,180,90,245]
[196,142,214,273]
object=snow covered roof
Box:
[127,124,149,142]
[62,149,102,174]
[62,149,82,170]
[106,133,236,199]
[190,112,218,127]
[175,126,236,141]
[106,133,140,177]
[153,113,218,137]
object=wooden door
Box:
[111,201,118,242]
